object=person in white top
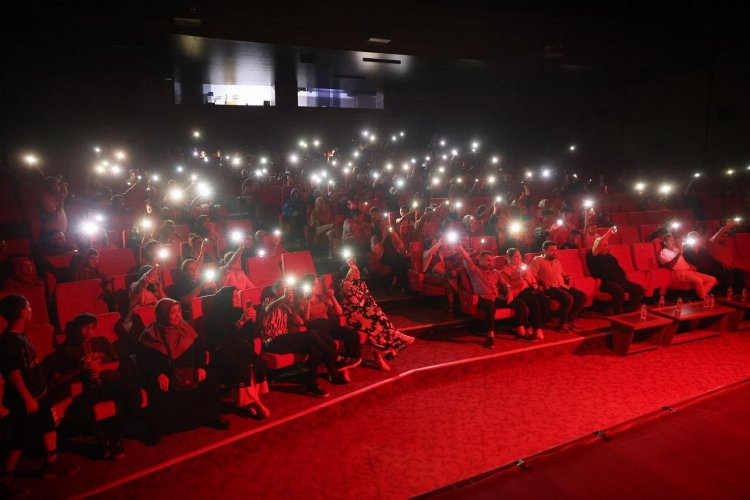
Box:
[219,242,254,291]
[659,233,716,299]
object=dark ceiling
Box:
[5,0,748,80]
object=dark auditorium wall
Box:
[2,1,749,176]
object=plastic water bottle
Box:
[709,294,715,309]
[640,305,648,321]
[658,295,665,310]
[676,297,683,318]
[703,295,710,310]
[727,288,734,301]
[742,288,748,303]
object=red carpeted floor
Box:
[88,330,750,500]
[429,382,750,499]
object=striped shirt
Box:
[262,297,288,344]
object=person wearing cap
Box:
[587,227,644,314]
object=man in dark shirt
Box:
[0,295,79,494]
[586,228,644,314]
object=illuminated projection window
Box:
[298,88,383,109]
[202,84,276,106]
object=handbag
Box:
[171,366,199,391]
[158,331,200,391]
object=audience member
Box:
[339,258,414,371]
[137,298,229,434]
[0,295,79,490]
[530,241,587,332]
[587,228,644,314]
[659,233,717,299]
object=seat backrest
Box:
[0,287,49,325]
[457,267,474,293]
[55,279,109,327]
[608,244,636,272]
[97,248,137,277]
[240,286,266,308]
[632,242,661,271]
[523,252,538,264]
[132,305,156,329]
[638,224,661,242]
[493,255,508,269]
[190,293,216,324]
[610,213,630,227]
[46,254,74,271]
[616,225,641,244]
[557,249,586,279]
[281,251,316,278]
[734,233,750,258]
[246,254,282,286]
[27,323,56,360]
[410,241,424,271]
[75,312,121,344]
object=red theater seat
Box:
[246,254,282,286]
[615,225,640,244]
[97,248,137,277]
[406,241,445,296]
[606,244,649,292]
[55,279,108,328]
[0,287,49,325]
[555,250,595,307]
[631,243,670,297]
[281,251,316,278]
[131,305,156,329]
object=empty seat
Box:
[555,249,595,307]
[631,243,670,297]
[131,305,156,329]
[246,254,282,286]
[281,251,316,278]
[615,225,640,245]
[97,248,137,277]
[55,279,109,328]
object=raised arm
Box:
[591,227,615,256]
[422,238,443,273]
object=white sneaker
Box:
[517,325,526,337]
[398,333,416,345]
[535,328,544,340]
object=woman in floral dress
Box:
[339,258,414,370]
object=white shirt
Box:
[659,247,691,271]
